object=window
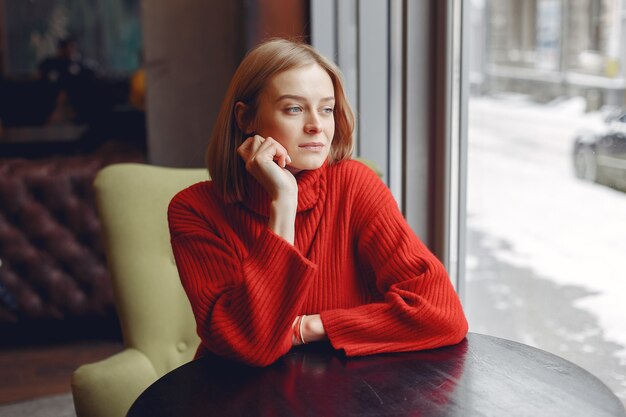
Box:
[311,0,625,405]
[466,0,626,405]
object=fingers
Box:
[237,135,298,201]
[236,135,262,161]
[269,141,291,168]
[238,135,291,168]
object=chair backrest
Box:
[94,163,207,376]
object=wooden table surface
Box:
[127,333,626,417]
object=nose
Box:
[304,112,321,134]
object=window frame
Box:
[311,0,468,296]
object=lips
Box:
[299,142,325,151]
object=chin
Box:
[288,156,327,173]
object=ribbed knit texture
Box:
[168,159,468,366]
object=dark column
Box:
[141,0,245,167]
[141,0,309,168]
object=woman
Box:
[168,38,467,366]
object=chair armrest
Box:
[71,348,159,417]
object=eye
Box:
[321,106,334,114]
[285,106,302,114]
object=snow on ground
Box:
[466,95,626,400]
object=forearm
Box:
[269,196,297,245]
[320,295,467,357]
[173,226,317,365]
[238,135,298,246]
[316,195,466,356]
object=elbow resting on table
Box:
[439,307,469,347]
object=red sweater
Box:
[168,159,467,366]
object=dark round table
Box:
[127,333,626,417]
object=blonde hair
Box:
[206,38,355,202]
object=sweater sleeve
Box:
[168,191,318,366]
[320,170,468,357]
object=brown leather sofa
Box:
[0,148,144,334]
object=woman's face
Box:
[251,64,336,174]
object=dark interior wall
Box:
[142,1,245,168]
[142,0,309,168]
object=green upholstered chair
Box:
[71,163,207,417]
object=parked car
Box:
[573,110,626,193]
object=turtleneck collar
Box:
[240,163,326,217]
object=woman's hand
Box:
[237,135,297,201]
[238,135,298,244]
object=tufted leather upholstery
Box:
[0,152,144,323]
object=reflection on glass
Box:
[466,0,626,406]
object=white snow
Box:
[467,95,626,393]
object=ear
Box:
[235,101,254,134]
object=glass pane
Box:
[466,0,626,406]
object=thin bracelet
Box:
[293,316,303,345]
[299,315,307,344]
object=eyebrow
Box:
[276,94,335,103]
